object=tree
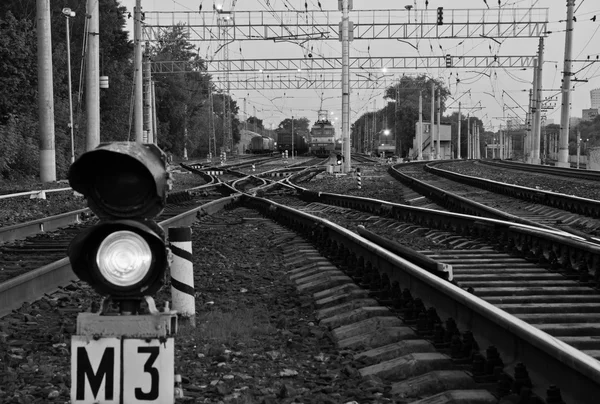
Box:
[383,75,450,157]
[246,116,263,132]
[0,1,134,179]
[277,117,310,133]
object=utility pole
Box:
[431,81,435,159]
[526,89,533,161]
[291,116,294,160]
[532,38,544,164]
[558,0,575,168]
[576,130,580,168]
[87,0,100,149]
[472,122,477,158]
[457,102,462,159]
[530,58,539,164]
[467,115,471,159]
[183,104,188,160]
[63,8,75,163]
[436,88,441,159]
[418,91,423,160]
[134,0,143,143]
[151,80,158,144]
[37,0,56,182]
[341,0,351,172]
[395,85,400,157]
[243,98,247,130]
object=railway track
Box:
[482,159,600,181]
[0,183,238,317]
[392,161,600,241]
[4,160,600,402]
[243,188,600,403]
[2,167,600,402]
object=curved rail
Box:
[427,160,600,219]
[481,159,600,181]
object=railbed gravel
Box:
[1,160,597,403]
[0,207,389,404]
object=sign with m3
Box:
[71,336,174,403]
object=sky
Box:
[119,0,600,132]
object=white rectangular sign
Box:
[122,338,174,403]
[71,336,121,404]
[71,336,174,404]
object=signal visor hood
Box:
[69,142,168,219]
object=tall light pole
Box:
[62,7,76,163]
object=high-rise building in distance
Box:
[591,88,600,109]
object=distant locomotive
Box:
[248,135,275,154]
[309,110,337,156]
[276,131,308,156]
[375,130,396,157]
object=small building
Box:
[411,122,452,159]
[582,108,600,122]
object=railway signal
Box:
[437,7,444,25]
[445,54,453,68]
[336,153,344,165]
[68,142,177,404]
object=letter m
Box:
[76,346,115,400]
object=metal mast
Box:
[134,0,143,143]
[431,81,435,159]
[37,0,56,182]
[532,38,544,164]
[457,102,462,159]
[418,91,423,160]
[557,0,575,167]
[143,45,153,143]
[219,15,232,153]
[436,88,441,159]
[341,0,351,172]
[87,0,100,149]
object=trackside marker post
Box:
[169,226,196,328]
[357,167,362,189]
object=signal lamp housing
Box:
[68,220,168,298]
[67,142,170,304]
[68,142,168,219]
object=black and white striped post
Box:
[169,227,195,327]
[357,167,362,189]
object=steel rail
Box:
[243,193,600,404]
[0,187,72,200]
[480,159,600,181]
[0,208,90,244]
[427,160,600,218]
[0,195,241,318]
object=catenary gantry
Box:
[143,8,548,42]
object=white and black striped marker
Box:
[169,227,195,327]
[357,167,362,189]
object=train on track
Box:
[276,131,308,155]
[309,110,339,157]
[247,134,276,154]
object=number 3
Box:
[135,346,160,400]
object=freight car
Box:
[309,110,336,156]
[248,135,275,154]
[276,131,308,156]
